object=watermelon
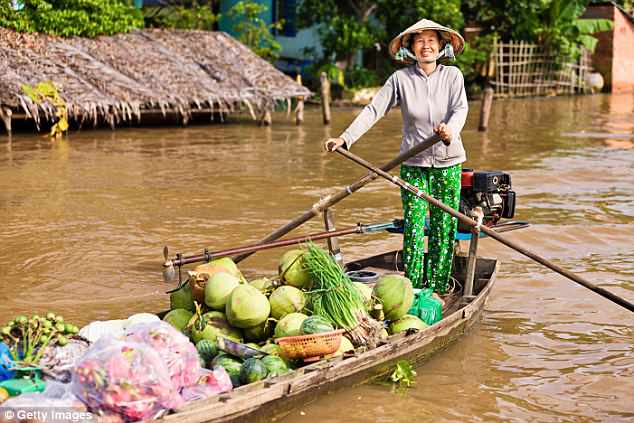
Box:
[261,355,289,377]
[240,358,268,384]
[213,355,243,387]
[196,339,217,364]
[300,315,334,335]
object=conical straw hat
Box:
[388,18,465,64]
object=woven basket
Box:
[275,330,345,359]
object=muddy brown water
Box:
[1,93,633,422]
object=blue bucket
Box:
[0,342,16,381]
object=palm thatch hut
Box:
[0,28,311,133]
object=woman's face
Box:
[411,30,441,62]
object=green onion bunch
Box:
[303,242,367,330]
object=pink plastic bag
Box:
[179,367,233,403]
[124,321,200,390]
[71,336,183,421]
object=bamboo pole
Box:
[234,134,444,263]
[335,147,634,314]
[0,107,12,135]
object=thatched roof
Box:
[0,28,311,128]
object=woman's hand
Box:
[324,137,345,152]
[434,123,452,144]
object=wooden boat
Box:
[164,250,498,423]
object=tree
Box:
[143,0,219,31]
[0,0,144,37]
[228,1,283,60]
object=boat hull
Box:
[163,252,498,423]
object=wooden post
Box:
[320,72,331,125]
[259,109,272,126]
[463,231,480,299]
[295,74,304,126]
[0,107,12,135]
[323,208,344,268]
[478,86,494,132]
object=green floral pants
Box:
[400,164,462,293]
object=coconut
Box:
[163,309,193,332]
[389,315,428,334]
[269,286,306,320]
[325,336,354,359]
[196,257,246,283]
[226,285,271,329]
[243,320,274,343]
[274,312,308,338]
[170,283,195,312]
[372,274,414,321]
[204,272,240,310]
[278,250,311,289]
[192,312,242,343]
[352,282,374,309]
[260,343,284,357]
[249,277,276,294]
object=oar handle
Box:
[335,147,634,314]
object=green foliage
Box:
[376,0,464,41]
[0,0,143,37]
[389,360,416,387]
[463,0,613,60]
[228,1,283,60]
[143,0,218,30]
[345,65,380,89]
[22,81,68,138]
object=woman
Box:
[324,19,468,294]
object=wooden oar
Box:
[163,220,401,282]
[335,146,634,313]
[233,133,444,263]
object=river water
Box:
[1,93,633,422]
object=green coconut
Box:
[163,309,193,332]
[192,312,242,343]
[269,286,306,320]
[352,282,374,309]
[260,343,284,357]
[274,312,308,338]
[372,274,414,321]
[226,285,271,329]
[195,257,246,283]
[389,315,428,334]
[204,271,240,310]
[249,277,276,295]
[243,320,274,343]
[170,283,195,312]
[278,250,311,289]
[325,336,354,359]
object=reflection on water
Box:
[1,93,633,421]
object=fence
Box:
[490,40,592,97]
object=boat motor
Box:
[458,169,516,233]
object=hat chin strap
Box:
[397,43,455,64]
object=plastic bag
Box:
[124,321,200,391]
[39,337,90,383]
[78,320,127,343]
[0,342,15,382]
[408,288,442,325]
[71,336,183,421]
[179,367,233,403]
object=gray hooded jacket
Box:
[340,64,468,168]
